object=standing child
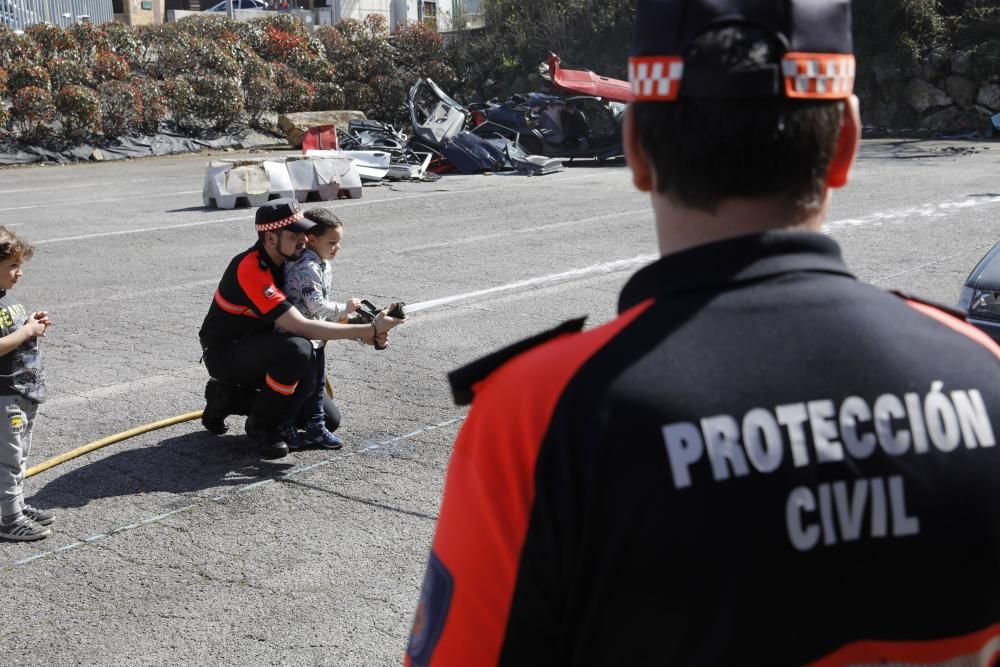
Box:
[281,208,360,450]
[0,227,53,542]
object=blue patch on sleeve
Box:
[407,551,454,666]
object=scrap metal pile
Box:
[202,55,630,208]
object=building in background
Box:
[2,0,481,31]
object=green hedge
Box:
[2,1,998,144]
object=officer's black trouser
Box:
[203,333,317,429]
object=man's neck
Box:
[262,243,286,267]
[653,191,830,256]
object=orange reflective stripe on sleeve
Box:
[907,300,1000,361]
[419,301,653,666]
[264,373,297,396]
[808,622,1000,667]
[214,290,260,319]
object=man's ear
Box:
[825,95,860,189]
[624,105,654,193]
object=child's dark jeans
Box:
[304,345,327,430]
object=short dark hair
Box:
[303,208,344,236]
[0,226,33,263]
[633,25,843,213]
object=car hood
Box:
[969,240,1000,291]
[408,78,470,147]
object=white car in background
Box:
[203,0,268,11]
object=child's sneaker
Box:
[305,425,343,450]
[0,515,51,542]
[22,504,54,526]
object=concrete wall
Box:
[330,0,388,22]
[121,0,162,24]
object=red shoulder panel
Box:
[236,251,287,316]
[412,300,652,666]
[808,622,1000,667]
[907,300,1000,361]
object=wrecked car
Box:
[408,78,564,175]
[958,239,1000,343]
[469,92,625,161]
[408,54,627,165]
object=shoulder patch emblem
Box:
[406,551,454,667]
[264,285,276,299]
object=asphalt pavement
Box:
[0,139,998,665]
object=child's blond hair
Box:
[0,226,33,263]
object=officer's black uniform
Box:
[199,199,324,455]
[406,2,1000,666]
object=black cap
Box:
[254,198,316,234]
[628,0,854,102]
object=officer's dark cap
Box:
[254,198,315,234]
[629,0,854,102]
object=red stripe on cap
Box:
[628,56,684,101]
[782,52,855,100]
[255,210,305,233]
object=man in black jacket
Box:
[407,1,1000,665]
[199,199,402,458]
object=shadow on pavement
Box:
[29,429,293,510]
[164,205,215,213]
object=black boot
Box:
[246,415,289,459]
[202,379,230,435]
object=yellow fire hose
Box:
[26,377,336,479]
[25,411,204,478]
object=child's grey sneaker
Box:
[22,504,54,526]
[305,425,343,450]
[0,515,51,541]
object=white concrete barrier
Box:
[302,150,363,198]
[202,159,271,209]
[203,154,363,209]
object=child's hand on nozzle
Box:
[346,298,362,313]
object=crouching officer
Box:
[406,1,1000,665]
[199,198,403,458]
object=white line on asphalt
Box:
[20,171,617,242]
[0,176,192,195]
[8,416,465,568]
[398,208,649,254]
[26,190,997,250]
[33,219,228,245]
[0,190,202,213]
[406,254,659,313]
[822,195,1000,233]
[38,252,650,410]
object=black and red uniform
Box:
[199,241,317,427]
[408,232,1000,666]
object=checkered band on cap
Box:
[255,210,305,232]
[628,56,684,101]
[782,53,855,100]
